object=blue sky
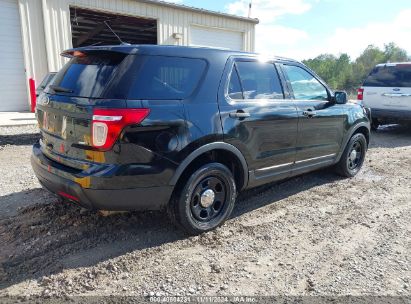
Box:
[166,0,411,60]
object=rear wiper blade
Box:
[49,85,73,93]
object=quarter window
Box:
[228,61,284,100]
[282,65,328,101]
[128,56,206,100]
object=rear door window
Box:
[364,64,411,87]
[49,52,126,98]
[232,61,284,100]
[128,56,207,100]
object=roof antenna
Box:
[248,0,252,18]
[104,20,130,45]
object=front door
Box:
[279,64,345,171]
[218,58,299,187]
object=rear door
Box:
[279,63,345,169]
[218,58,299,186]
[362,63,411,111]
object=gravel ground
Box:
[0,124,410,299]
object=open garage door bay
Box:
[70,7,157,47]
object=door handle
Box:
[303,109,317,118]
[229,111,251,119]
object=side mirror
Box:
[334,91,348,104]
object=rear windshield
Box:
[48,51,126,98]
[127,56,207,100]
[364,64,411,87]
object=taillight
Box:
[357,88,364,101]
[91,108,150,150]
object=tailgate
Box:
[363,86,411,110]
[36,95,96,169]
[362,63,411,111]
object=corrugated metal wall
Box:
[18,0,256,105]
[18,0,48,108]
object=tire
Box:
[335,133,367,177]
[168,162,237,235]
[400,121,411,128]
[371,119,379,131]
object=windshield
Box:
[364,64,411,87]
[47,51,126,98]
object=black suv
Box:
[31,45,370,234]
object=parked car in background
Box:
[358,62,411,130]
[31,45,370,235]
[36,72,56,98]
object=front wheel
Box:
[168,163,237,235]
[335,133,367,177]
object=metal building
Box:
[0,0,258,112]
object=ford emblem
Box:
[393,88,401,92]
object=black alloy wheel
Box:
[347,140,363,171]
[335,133,367,177]
[168,162,236,235]
[190,176,227,222]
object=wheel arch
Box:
[353,125,370,146]
[169,142,249,191]
[336,122,370,162]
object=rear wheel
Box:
[168,163,236,235]
[335,133,367,177]
[371,118,379,131]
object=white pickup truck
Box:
[358,62,411,130]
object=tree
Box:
[352,45,385,88]
[383,42,408,62]
[303,43,409,94]
[303,53,352,91]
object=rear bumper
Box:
[31,143,173,211]
[371,108,411,121]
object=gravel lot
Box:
[0,124,410,299]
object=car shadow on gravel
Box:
[0,168,342,289]
[0,133,40,146]
[0,195,183,289]
[369,124,411,149]
[232,169,341,218]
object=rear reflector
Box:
[58,191,80,202]
[357,88,364,101]
[29,78,36,113]
[91,108,150,150]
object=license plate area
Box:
[39,109,74,140]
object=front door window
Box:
[282,65,328,101]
